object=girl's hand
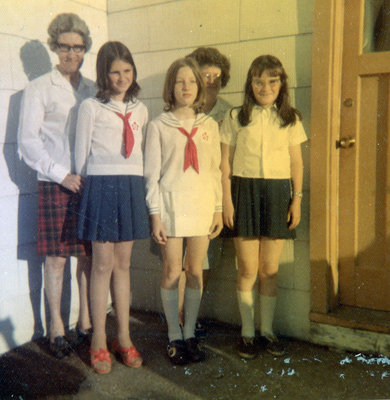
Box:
[287,197,302,230]
[61,174,82,193]
[150,214,168,245]
[208,212,223,240]
[223,201,235,229]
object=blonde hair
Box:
[47,13,92,52]
[162,58,205,113]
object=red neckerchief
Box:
[115,112,134,158]
[178,127,199,173]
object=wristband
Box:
[293,191,303,198]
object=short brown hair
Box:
[186,47,230,88]
[162,58,205,113]
[47,13,92,52]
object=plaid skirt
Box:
[37,181,91,257]
[227,177,296,239]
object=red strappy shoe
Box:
[112,338,143,368]
[90,347,112,374]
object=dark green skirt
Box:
[228,177,296,239]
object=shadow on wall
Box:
[2,40,71,344]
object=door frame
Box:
[310,0,345,313]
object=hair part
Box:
[47,13,92,52]
[95,41,140,103]
[237,54,302,127]
[162,57,205,113]
[186,47,231,88]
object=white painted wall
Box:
[0,0,108,354]
[107,0,313,340]
[0,0,314,355]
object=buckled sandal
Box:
[90,347,112,374]
[112,338,142,368]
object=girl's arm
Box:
[144,121,167,243]
[75,100,94,178]
[221,143,235,229]
[208,121,223,239]
[288,143,304,230]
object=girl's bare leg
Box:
[111,241,133,347]
[76,256,92,332]
[90,241,114,350]
[160,238,184,342]
[258,238,285,338]
[183,236,209,339]
[233,238,260,338]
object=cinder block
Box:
[240,0,314,41]
[274,287,310,339]
[0,36,13,90]
[108,0,165,13]
[293,240,310,291]
[108,8,149,53]
[148,0,240,51]
[278,240,295,290]
[0,195,18,248]
[1,144,19,196]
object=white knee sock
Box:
[160,287,182,342]
[236,290,255,338]
[260,294,277,338]
[183,287,203,340]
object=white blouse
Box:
[220,105,307,179]
[18,67,96,183]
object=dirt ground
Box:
[0,310,389,400]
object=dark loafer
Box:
[49,336,71,359]
[167,340,188,365]
[186,337,205,362]
[237,336,256,359]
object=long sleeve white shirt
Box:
[17,67,96,183]
[75,97,148,177]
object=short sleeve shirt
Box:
[220,105,307,179]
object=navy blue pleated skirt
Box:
[227,176,296,239]
[78,175,150,242]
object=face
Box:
[55,32,85,75]
[174,66,198,108]
[251,70,282,108]
[108,59,134,100]
[200,64,222,98]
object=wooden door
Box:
[339,0,390,311]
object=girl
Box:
[75,41,149,374]
[144,58,223,365]
[220,55,307,359]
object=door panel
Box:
[339,0,390,311]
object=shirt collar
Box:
[50,66,91,92]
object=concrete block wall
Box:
[0,0,108,354]
[108,0,313,340]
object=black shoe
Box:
[68,326,92,347]
[186,337,205,362]
[195,322,206,338]
[237,336,256,359]
[264,335,286,357]
[49,336,71,359]
[167,340,188,365]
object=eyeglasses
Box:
[201,72,221,81]
[251,78,281,88]
[56,43,86,53]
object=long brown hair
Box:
[96,41,140,103]
[236,55,302,127]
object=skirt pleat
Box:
[78,175,150,242]
[230,177,296,239]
